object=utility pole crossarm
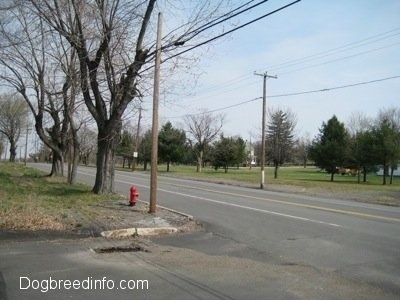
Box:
[254,71,278,79]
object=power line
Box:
[267,28,400,71]
[162,0,301,64]
[175,0,271,45]
[188,27,400,97]
[140,0,301,74]
[167,75,400,118]
[161,0,258,42]
[269,75,400,97]
[179,96,262,118]
[277,41,400,75]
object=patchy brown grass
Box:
[0,162,121,232]
[0,199,66,231]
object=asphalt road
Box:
[2,163,399,299]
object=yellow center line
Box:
[168,182,400,223]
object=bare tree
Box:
[374,107,400,185]
[0,93,28,162]
[184,110,224,172]
[0,133,5,159]
[26,0,235,193]
[294,133,311,168]
[31,0,159,193]
[78,124,97,166]
[0,4,80,180]
[346,111,371,137]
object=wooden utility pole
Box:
[149,12,162,214]
[132,105,142,171]
[254,72,277,189]
[24,123,29,166]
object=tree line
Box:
[310,109,400,185]
[114,107,400,186]
[1,91,398,186]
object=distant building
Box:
[376,165,400,177]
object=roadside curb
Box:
[102,196,194,239]
[101,227,178,239]
[150,201,194,221]
[120,194,194,220]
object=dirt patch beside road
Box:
[58,199,201,237]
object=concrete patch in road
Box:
[101,226,178,238]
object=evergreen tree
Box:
[212,135,246,173]
[158,122,187,172]
[266,109,296,178]
[139,130,152,171]
[371,113,400,185]
[310,115,349,182]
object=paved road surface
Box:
[1,163,399,299]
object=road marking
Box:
[166,182,400,223]
[101,174,341,227]
[157,188,341,227]
[77,169,400,224]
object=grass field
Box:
[0,162,120,230]
[145,164,399,204]
[155,164,398,187]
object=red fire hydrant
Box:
[129,186,139,206]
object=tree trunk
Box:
[68,135,80,184]
[196,150,203,173]
[330,172,335,182]
[363,166,367,183]
[9,140,17,162]
[92,128,119,194]
[50,150,64,177]
[390,166,394,185]
[167,161,170,172]
[93,138,111,193]
[382,162,387,185]
[274,163,279,179]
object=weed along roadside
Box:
[0,163,197,237]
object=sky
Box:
[3,0,400,159]
[143,0,400,141]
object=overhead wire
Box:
[267,28,400,71]
[173,0,271,45]
[139,0,302,74]
[190,27,400,97]
[161,0,302,64]
[161,0,257,42]
[137,3,399,125]
[166,75,400,118]
[277,41,400,75]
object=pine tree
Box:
[266,109,296,178]
[310,115,349,182]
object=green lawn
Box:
[153,164,400,194]
[157,164,392,182]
